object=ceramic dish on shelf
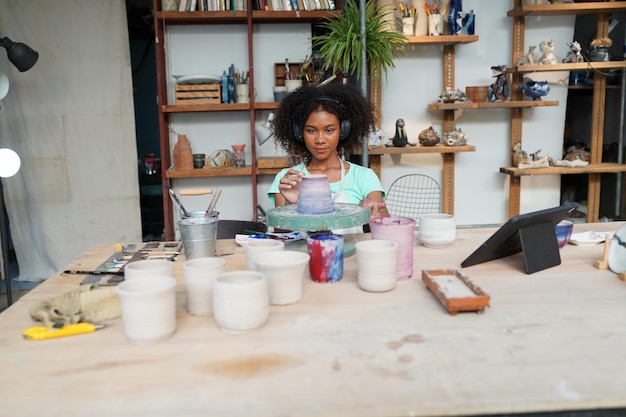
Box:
[173,74,221,84]
[569,231,612,246]
[608,224,626,274]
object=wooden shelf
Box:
[166,167,253,178]
[405,35,478,45]
[512,61,626,74]
[428,100,559,111]
[360,144,476,155]
[156,10,248,23]
[507,2,626,17]
[162,103,250,113]
[252,10,340,22]
[500,163,626,177]
[254,102,280,110]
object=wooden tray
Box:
[422,269,490,315]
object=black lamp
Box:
[0,37,38,72]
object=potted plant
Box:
[311,0,407,83]
[589,36,612,62]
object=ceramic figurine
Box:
[448,0,463,35]
[512,142,528,167]
[562,41,584,63]
[538,39,558,65]
[386,119,416,147]
[437,87,470,103]
[368,127,389,147]
[442,126,467,146]
[516,45,536,66]
[518,149,552,169]
[487,65,510,102]
[418,126,440,147]
[519,79,550,101]
[461,10,475,35]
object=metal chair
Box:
[217,220,267,240]
[384,174,442,226]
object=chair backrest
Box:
[384,174,441,226]
[217,220,267,240]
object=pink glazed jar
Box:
[369,216,415,280]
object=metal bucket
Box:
[178,213,219,259]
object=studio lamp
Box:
[0,36,39,72]
[255,112,274,146]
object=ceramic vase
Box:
[212,271,269,334]
[307,233,344,283]
[412,0,428,36]
[448,0,462,35]
[173,134,194,171]
[369,217,415,280]
[297,174,334,214]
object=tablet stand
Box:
[519,222,561,274]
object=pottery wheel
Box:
[267,203,370,232]
[267,203,370,257]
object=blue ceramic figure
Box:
[487,65,510,102]
[461,10,474,35]
[448,0,462,35]
[519,79,550,101]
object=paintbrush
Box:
[205,189,222,217]
[165,181,190,218]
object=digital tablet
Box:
[461,203,578,274]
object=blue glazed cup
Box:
[555,220,574,248]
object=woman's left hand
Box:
[360,198,390,219]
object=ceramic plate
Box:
[173,74,221,85]
[608,224,626,274]
[569,231,611,246]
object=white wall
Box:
[169,1,575,228]
[0,1,142,280]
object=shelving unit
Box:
[153,1,338,239]
[503,0,626,222]
[361,35,479,215]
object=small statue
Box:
[418,126,440,147]
[512,142,528,167]
[516,45,536,66]
[437,87,470,104]
[562,41,584,63]
[442,126,467,147]
[518,148,552,169]
[538,39,558,65]
[488,65,510,102]
[519,79,550,101]
[368,126,389,147]
[386,119,416,147]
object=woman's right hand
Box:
[278,169,304,205]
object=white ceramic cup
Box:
[428,14,443,36]
[212,270,269,334]
[116,276,177,344]
[123,259,174,280]
[244,239,285,270]
[183,257,226,316]
[418,213,456,248]
[355,240,398,292]
[253,251,310,305]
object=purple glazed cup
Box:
[369,216,415,280]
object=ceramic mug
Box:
[244,239,285,270]
[183,257,226,316]
[355,240,397,292]
[212,270,269,334]
[419,213,456,248]
[123,259,174,281]
[254,250,310,305]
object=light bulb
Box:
[0,148,21,177]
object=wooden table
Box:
[2,223,626,417]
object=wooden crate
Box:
[175,84,221,104]
[274,62,315,86]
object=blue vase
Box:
[448,0,462,35]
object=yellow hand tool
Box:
[23,322,104,341]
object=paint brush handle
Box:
[205,189,222,217]
[165,182,190,218]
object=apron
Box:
[332,156,364,235]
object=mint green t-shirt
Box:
[267,162,384,206]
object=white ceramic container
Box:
[254,250,310,305]
[418,213,456,248]
[355,240,398,292]
[183,257,226,316]
[212,271,269,334]
[244,239,285,270]
[123,259,174,280]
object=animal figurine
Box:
[512,142,528,167]
[437,87,470,103]
[516,45,536,66]
[538,39,558,65]
[386,118,416,147]
[519,79,550,101]
[418,126,440,147]
[562,41,584,63]
[488,65,510,102]
[442,126,467,146]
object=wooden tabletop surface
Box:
[1,222,625,417]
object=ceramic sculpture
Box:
[297,174,335,214]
